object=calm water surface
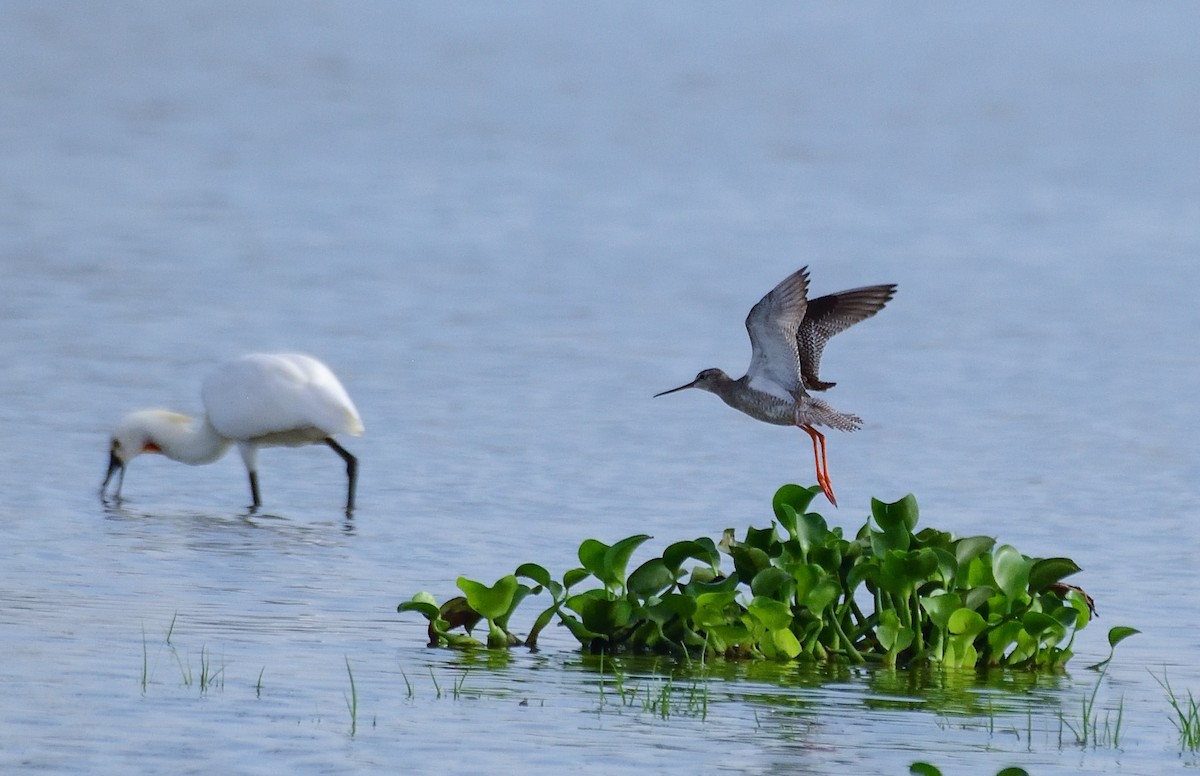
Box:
[2,3,1199,773]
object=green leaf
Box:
[804,579,841,614]
[750,566,796,602]
[397,593,441,620]
[646,593,696,624]
[770,626,803,660]
[877,610,914,653]
[514,562,554,590]
[1108,626,1140,649]
[456,575,518,621]
[991,544,1031,600]
[627,558,676,599]
[578,539,609,580]
[798,515,833,560]
[871,493,919,532]
[773,484,818,522]
[920,592,962,631]
[557,612,602,645]
[953,536,995,568]
[562,567,592,590]
[574,597,634,636]
[948,608,987,638]
[1022,610,1064,643]
[1028,557,1081,593]
[748,596,793,631]
[662,539,719,573]
[729,544,772,582]
[693,590,740,628]
[987,620,1024,657]
[744,525,779,554]
[604,534,653,585]
[909,764,942,776]
[963,585,994,612]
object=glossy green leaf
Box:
[744,525,779,554]
[495,583,535,630]
[877,610,914,653]
[986,620,1024,656]
[397,593,441,620]
[909,764,942,776]
[963,585,994,612]
[558,612,602,645]
[953,536,995,569]
[577,539,609,579]
[794,511,831,555]
[562,567,592,590]
[646,593,696,623]
[805,579,840,613]
[771,626,803,660]
[1022,610,1063,641]
[662,539,719,573]
[871,525,911,555]
[627,558,676,599]
[948,608,987,638]
[576,597,633,635]
[515,562,554,590]
[605,534,653,582]
[920,592,962,631]
[729,544,772,582]
[1108,626,1140,649]
[772,483,818,522]
[1028,557,1081,593]
[991,544,1031,600]
[871,493,919,532]
[693,590,740,628]
[750,566,795,602]
[456,575,518,621]
[748,596,793,631]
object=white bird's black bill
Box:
[101,451,125,497]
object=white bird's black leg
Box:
[248,470,262,510]
[325,438,357,512]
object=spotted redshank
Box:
[655,267,896,506]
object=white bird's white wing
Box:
[744,267,809,400]
[202,353,363,441]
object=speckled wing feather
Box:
[798,283,897,391]
[743,267,810,399]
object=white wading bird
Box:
[102,353,364,511]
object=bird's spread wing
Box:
[744,267,809,398]
[798,283,897,391]
[202,353,363,440]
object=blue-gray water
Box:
[2,3,1199,773]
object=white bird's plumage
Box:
[202,353,364,444]
[103,352,363,510]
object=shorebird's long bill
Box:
[102,451,125,497]
[653,381,697,398]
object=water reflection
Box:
[101,499,357,552]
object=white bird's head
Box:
[101,410,188,497]
[653,368,733,397]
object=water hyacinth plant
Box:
[400,485,1123,669]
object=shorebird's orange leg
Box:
[800,424,838,507]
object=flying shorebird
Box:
[102,352,364,512]
[654,267,896,506]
